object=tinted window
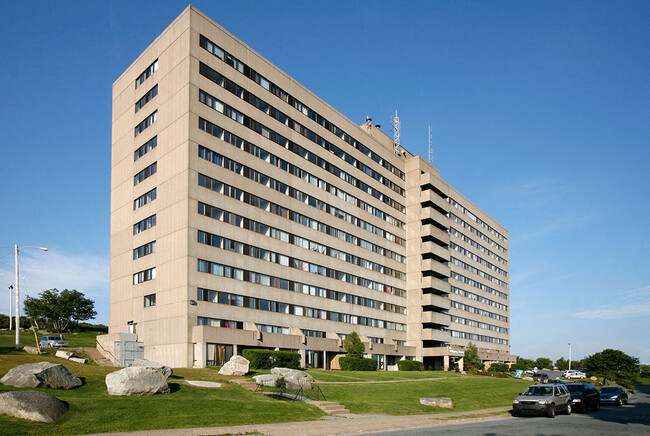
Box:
[567,385,583,393]
[600,387,618,393]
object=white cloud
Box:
[0,248,109,315]
[576,285,650,320]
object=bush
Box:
[397,360,423,371]
[242,349,301,369]
[487,363,510,374]
[339,356,377,371]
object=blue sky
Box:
[0,1,648,363]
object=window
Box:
[133,267,156,284]
[134,162,157,185]
[134,136,157,161]
[134,188,157,210]
[135,85,158,112]
[134,110,157,137]
[133,214,156,234]
[133,241,156,259]
[144,293,156,307]
[135,59,158,88]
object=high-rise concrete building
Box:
[101,6,514,370]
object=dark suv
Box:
[566,383,600,412]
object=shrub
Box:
[242,349,301,369]
[487,363,510,374]
[343,331,365,358]
[397,360,423,371]
[274,377,286,389]
[339,356,377,371]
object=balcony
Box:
[421,311,451,326]
[421,190,449,215]
[421,207,449,228]
[422,328,451,342]
[420,173,449,198]
[420,224,450,246]
[421,277,451,295]
[421,258,450,278]
[422,292,450,310]
[421,241,450,262]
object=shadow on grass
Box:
[168,374,185,380]
[168,383,182,393]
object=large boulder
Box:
[253,374,279,387]
[420,397,454,408]
[0,391,68,423]
[55,350,74,360]
[218,355,249,376]
[23,346,42,355]
[105,367,170,396]
[1,361,82,389]
[271,367,313,390]
[132,358,173,378]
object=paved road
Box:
[373,384,650,436]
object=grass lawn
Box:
[306,369,462,382]
[319,375,530,415]
[0,352,324,435]
[0,329,106,349]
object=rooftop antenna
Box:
[428,125,433,163]
[391,110,401,156]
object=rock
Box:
[55,350,74,360]
[132,357,173,378]
[185,380,221,388]
[23,346,41,355]
[0,391,68,423]
[105,367,170,396]
[271,367,313,390]
[1,361,82,389]
[590,376,597,381]
[69,357,87,364]
[253,374,279,386]
[218,355,249,376]
[420,397,454,408]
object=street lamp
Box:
[14,244,48,350]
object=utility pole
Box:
[14,244,19,349]
[8,285,13,330]
[568,343,572,371]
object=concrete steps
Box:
[232,379,259,392]
[307,400,351,416]
[84,347,113,367]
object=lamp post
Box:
[14,244,48,350]
[568,343,572,371]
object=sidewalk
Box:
[88,407,510,436]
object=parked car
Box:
[547,379,566,384]
[599,386,629,406]
[533,372,549,383]
[563,369,586,379]
[39,336,69,348]
[566,383,600,412]
[513,383,572,417]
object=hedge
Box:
[397,359,423,371]
[241,349,301,369]
[339,356,378,371]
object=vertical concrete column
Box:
[443,355,450,371]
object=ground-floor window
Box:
[206,343,233,366]
[305,350,324,369]
[370,354,384,370]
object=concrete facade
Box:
[104,6,514,370]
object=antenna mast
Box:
[428,125,433,163]
[392,110,401,156]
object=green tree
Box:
[343,331,365,358]
[534,357,553,370]
[511,356,533,371]
[584,349,639,388]
[555,357,569,371]
[463,342,484,371]
[24,288,96,332]
[640,364,650,378]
